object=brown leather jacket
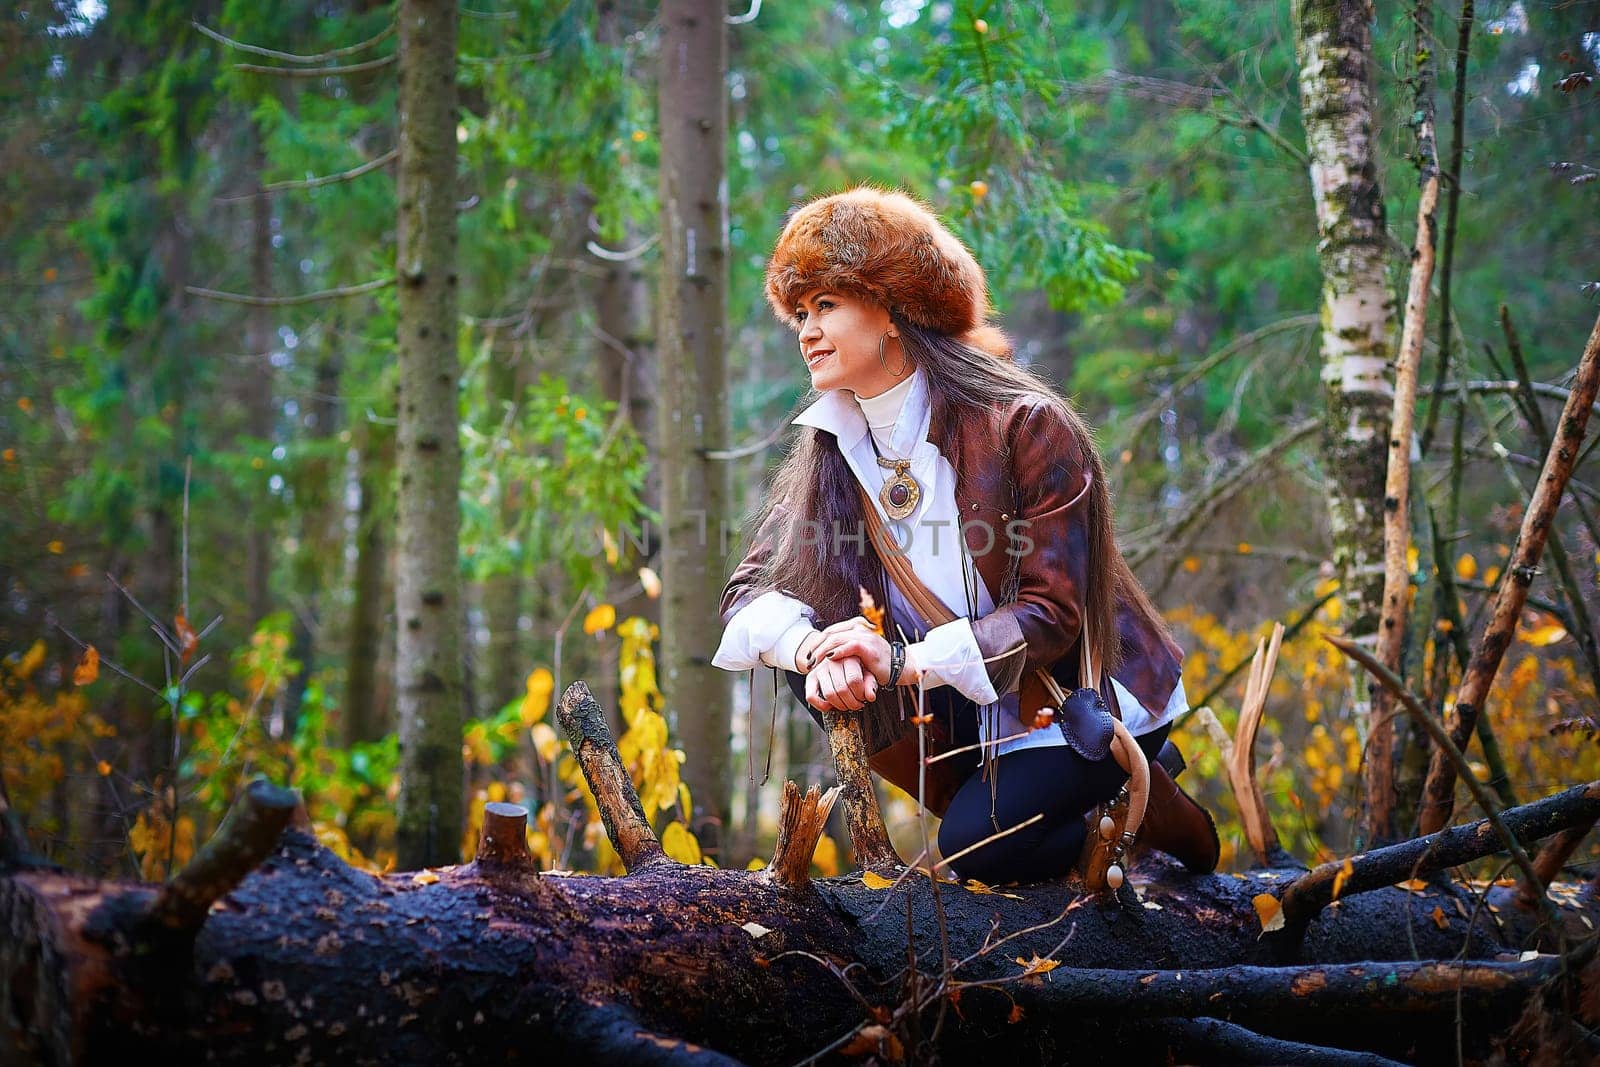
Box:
[719,392,1183,811]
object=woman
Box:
[712,187,1218,884]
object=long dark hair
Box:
[750,314,1166,715]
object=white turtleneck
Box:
[854,372,917,450]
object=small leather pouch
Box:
[1056,684,1115,761]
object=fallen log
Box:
[5,687,1600,1064]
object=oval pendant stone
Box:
[888,482,910,508]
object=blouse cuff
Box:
[906,617,1001,705]
[711,590,816,672]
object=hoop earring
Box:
[878,332,909,377]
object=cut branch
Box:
[140,778,297,938]
[472,801,536,873]
[556,681,666,872]
[767,781,840,889]
[1275,779,1600,933]
[185,276,394,306]
[821,710,901,872]
[1419,309,1600,833]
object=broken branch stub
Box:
[1230,625,1285,865]
[140,777,298,938]
[474,801,536,872]
[556,681,666,872]
[768,781,840,890]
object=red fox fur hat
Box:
[765,186,1013,358]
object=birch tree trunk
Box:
[393,0,464,869]
[1294,0,1397,646]
[657,0,732,861]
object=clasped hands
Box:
[795,615,920,713]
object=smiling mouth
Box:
[805,350,834,368]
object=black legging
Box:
[784,669,1169,883]
[937,722,1171,885]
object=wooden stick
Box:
[1368,0,1442,845]
[1419,308,1600,834]
[767,782,840,890]
[474,801,536,872]
[556,681,666,872]
[821,711,901,872]
[140,778,298,937]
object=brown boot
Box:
[1137,757,1220,873]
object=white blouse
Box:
[711,369,1180,752]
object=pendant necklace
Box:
[868,432,921,521]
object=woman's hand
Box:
[805,628,897,686]
[806,654,877,712]
[796,615,879,674]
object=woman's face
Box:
[794,289,907,397]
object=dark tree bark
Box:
[343,419,393,747]
[393,0,465,869]
[657,0,733,862]
[6,708,1600,1065]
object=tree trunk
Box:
[394,0,465,869]
[657,0,732,862]
[244,137,275,630]
[5,788,1598,1066]
[343,421,392,747]
[1293,0,1396,649]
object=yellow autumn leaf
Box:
[964,879,1024,900]
[1237,541,1252,555]
[812,833,840,878]
[1431,905,1448,930]
[746,857,767,871]
[1331,857,1354,901]
[16,639,46,681]
[583,603,617,635]
[1395,878,1430,892]
[1406,544,1419,574]
[861,870,895,890]
[412,870,440,885]
[661,820,702,864]
[600,526,620,566]
[530,723,561,763]
[520,667,553,725]
[1181,556,1201,574]
[1522,621,1568,647]
[73,645,100,686]
[1253,892,1285,932]
[1456,553,1478,580]
[638,566,662,599]
[1014,954,1060,976]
